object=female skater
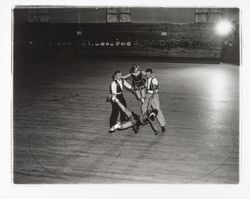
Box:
[122,64,146,103]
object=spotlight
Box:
[215,19,233,36]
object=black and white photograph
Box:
[1,1,250,199]
[13,6,239,184]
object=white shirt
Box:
[147,77,159,93]
[111,79,132,95]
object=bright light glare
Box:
[215,20,233,36]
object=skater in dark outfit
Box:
[109,71,133,132]
[122,64,146,103]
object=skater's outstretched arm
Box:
[121,73,131,79]
[123,80,133,90]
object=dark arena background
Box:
[13,7,239,183]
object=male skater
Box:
[142,68,167,133]
[109,71,132,132]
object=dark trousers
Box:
[109,94,128,127]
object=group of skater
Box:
[107,64,167,135]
